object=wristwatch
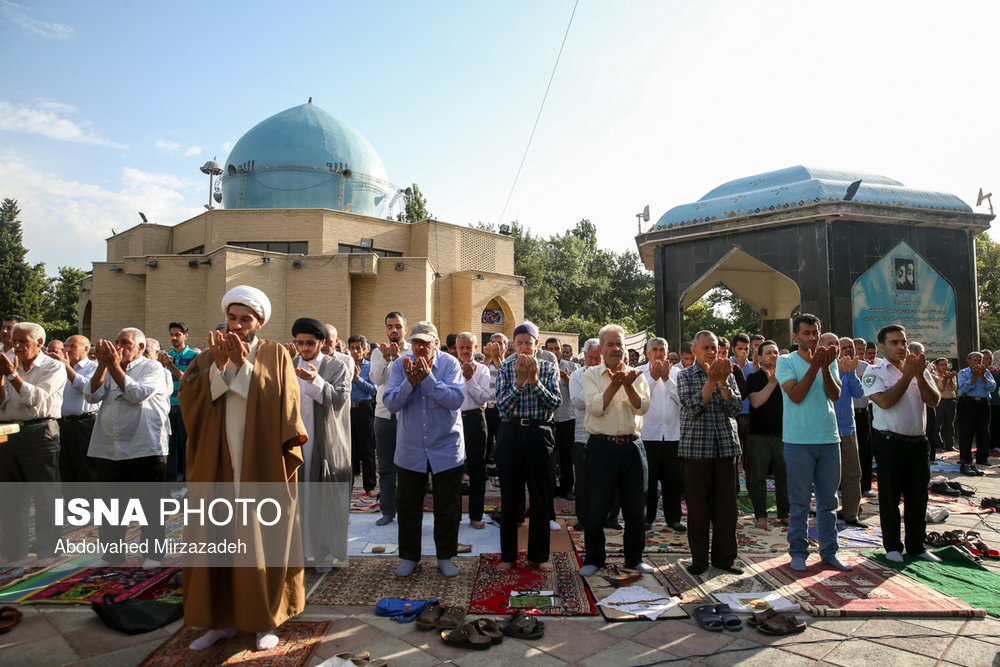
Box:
[6,372,18,382]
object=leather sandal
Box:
[436,606,466,630]
[441,621,491,650]
[0,606,22,634]
[475,618,503,644]
[415,601,443,630]
[748,607,806,635]
[498,610,544,639]
[925,532,945,548]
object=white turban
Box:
[221,285,271,323]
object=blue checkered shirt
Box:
[495,355,561,421]
[677,363,742,459]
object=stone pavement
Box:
[3,457,1000,666]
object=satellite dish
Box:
[342,168,352,179]
[642,204,650,222]
[977,188,992,206]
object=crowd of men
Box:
[1,299,999,650]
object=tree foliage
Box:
[398,184,429,223]
[976,232,1000,350]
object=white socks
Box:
[256,630,279,650]
[886,551,904,563]
[549,520,561,531]
[189,626,237,651]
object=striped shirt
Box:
[677,363,742,459]
[495,355,561,421]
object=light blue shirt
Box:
[957,366,996,398]
[834,370,864,436]
[383,350,466,474]
[775,352,840,444]
[737,359,754,415]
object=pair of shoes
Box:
[692,604,742,632]
[748,607,806,635]
[668,521,687,532]
[417,602,466,631]
[497,610,544,639]
[441,619,501,649]
[981,497,1000,510]
[687,562,708,576]
[335,651,387,666]
[946,480,976,496]
[929,480,961,496]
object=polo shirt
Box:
[775,352,840,444]
[167,346,198,407]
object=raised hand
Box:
[353,363,361,382]
[402,357,418,387]
[294,362,317,382]
[623,368,641,387]
[207,331,229,370]
[47,347,71,368]
[838,356,859,373]
[902,352,925,378]
[225,332,250,367]
[462,360,475,380]
[559,367,570,384]
[0,352,15,376]
[156,350,172,368]
[707,357,733,383]
[650,359,666,381]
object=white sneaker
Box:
[549,520,561,531]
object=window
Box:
[228,241,308,254]
[337,243,402,258]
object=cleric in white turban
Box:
[220,285,272,324]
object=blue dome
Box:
[652,166,972,230]
[219,102,392,217]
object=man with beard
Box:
[455,332,492,529]
[578,325,652,577]
[161,322,199,486]
[862,324,941,563]
[776,314,849,572]
[291,318,351,572]
[370,312,410,526]
[383,322,465,577]
[179,286,308,652]
[348,334,378,497]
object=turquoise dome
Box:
[219,102,391,217]
[652,166,972,230]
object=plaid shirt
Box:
[677,363,742,459]
[495,355,561,421]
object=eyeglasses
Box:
[295,339,319,347]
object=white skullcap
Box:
[221,285,271,323]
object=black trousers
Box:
[872,431,929,555]
[572,440,621,527]
[396,464,462,561]
[58,414,98,483]
[927,405,938,461]
[683,456,738,569]
[167,405,187,482]
[644,440,682,524]
[992,404,1000,448]
[937,398,956,450]
[552,419,575,496]
[958,398,991,464]
[0,419,61,560]
[583,436,647,567]
[855,408,873,492]
[485,406,500,464]
[462,410,488,521]
[496,422,554,563]
[95,455,168,562]
[350,401,377,492]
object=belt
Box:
[462,408,484,416]
[12,417,55,426]
[590,433,639,444]
[876,430,926,444]
[351,400,373,408]
[959,396,987,403]
[502,417,552,427]
[60,413,96,421]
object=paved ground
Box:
[3,455,1000,666]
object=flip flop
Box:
[0,606,22,634]
[747,608,806,636]
[692,605,724,632]
[714,603,743,631]
[475,618,504,644]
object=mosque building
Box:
[78,100,525,345]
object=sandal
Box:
[475,618,504,644]
[415,601,443,630]
[714,603,743,631]
[925,532,945,548]
[747,607,806,636]
[436,606,466,630]
[335,652,371,666]
[441,622,491,650]
[498,610,544,639]
[971,539,1000,560]
[692,605,724,632]
[0,606,22,634]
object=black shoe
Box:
[946,480,976,497]
[668,521,687,533]
[687,563,708,576]
[929,480,961,496]
[960,463,979,477]
[644,522,652,531]
[715,563,744,575]
[970,464,986,477]
[562,492,576,501]
[604,521,623,530]
[844,516,868,527]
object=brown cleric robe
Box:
[178,339,309,632]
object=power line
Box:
[496,0,579,226]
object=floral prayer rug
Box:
[468,552,596,616]
[21,565,180,604]
[807,522,884,550]
[735,517,791,553]
[139,620,330,667]
[673,557,773,600]
[581,554,690,621]
[350,489,380,513]
[306,556,476,607]
[567,524,690,554]
[643,555,712,605]
[744,553,985,617]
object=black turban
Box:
[291,317,327,340]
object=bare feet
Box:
[366,490,378,498]
[778,517,790,526]
[532,560,554,572]
[497,561,514,572]
[754,518,769,530]
[471,520,485,530]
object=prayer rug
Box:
[21,565,180,604]
[0,557,92,603]
[745,553,985,617]
[929,459,961,474]
[468,552,596,616]
[307,556,475,607]
[737,492,775,517]
[864,546,998,617]
[808,522,884,550]
[735,517,790,553]
[0,562,57,593]
[567,525,689,554]
[350,489,380,513]
[581,554,689,621]
[346,513,500,557]
[134,575,183,603]
[139,620,329,667]
[644,555,711,605]
[519,518,574,553]
[674,557,773,600]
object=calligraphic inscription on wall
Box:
[481,308,504,325]
[851,241,957,358]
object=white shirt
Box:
[61,358,100,416]
[553,359,579,422]
[861,358,931,436]
[369,341,411,419]
[0,352,66,421]
[852,360,870,409]
[459,360,493,411]
[569,365,589,443]
[85,356,170,460]
[209,338,260,487]
[296,354,329,481]
[638,363,681,442]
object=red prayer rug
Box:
[139,620,330,667]
[745,553,985,617]
[469,552,596,616]
[567,524,690,554]
[21,565,180,604]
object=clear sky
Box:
[1,0,996,272]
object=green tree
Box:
[512,222,559,324]
[682,298,731,343]
[703,285,761,340]
[398,184,429,223]
[976,232,1000,350]
[0,198,38,318]
[43,266,87,340]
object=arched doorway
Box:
[480,296,514,341]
